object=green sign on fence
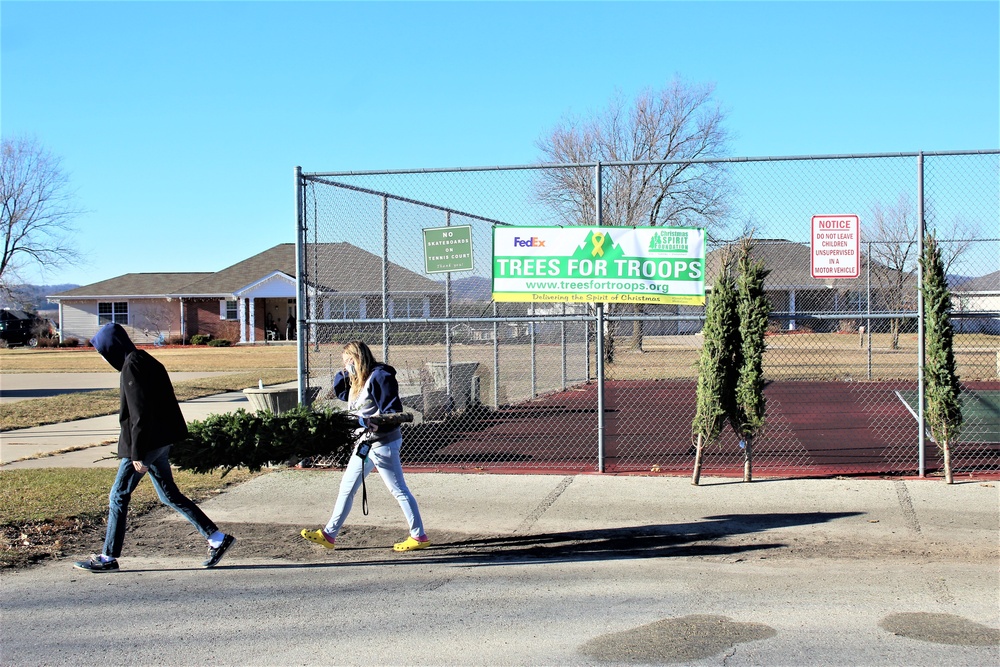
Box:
[491,226,706,305]
[423,225,474,274]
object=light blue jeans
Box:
[323,434,425,540]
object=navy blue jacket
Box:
[332,363,403,413]
[333,363,403,443]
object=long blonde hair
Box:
[343,340,377,403]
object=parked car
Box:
[0,309,47,347]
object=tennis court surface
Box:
[895,388,1000,444]
[399,380,1000,477]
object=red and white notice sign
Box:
[811,214,860,279]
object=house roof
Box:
[49,243,443,300]
[50,273,212,299]
[177,243,443,296]
[953,270,1000,293]
[704,240,908,290]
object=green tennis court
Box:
[896,389,1000,444]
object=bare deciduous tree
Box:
[865,195,974,350]
[535,78,731,360]
[865,195,918,350]
[1,136,82,300]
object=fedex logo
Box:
[514,236,546,248]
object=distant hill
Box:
[0,284,80,311]
[451,276,492,301]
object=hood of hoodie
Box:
[90,323,137,371]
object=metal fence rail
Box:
[296,150,1000,478]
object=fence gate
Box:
[295,151,1000,478]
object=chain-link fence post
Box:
[866,241,873,379]
[530,303,537,398]
[595,161,606,472]
[381,195,389,362]
[294,166,308,405]
[561,303,568,391]
[444,211,453,401]
[493,302,500,409]
[917,152,926,477]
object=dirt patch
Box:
[51,505,997,569]
[579,614,776,664]
[879,613,1000,647]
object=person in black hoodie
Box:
[73,323,235,572]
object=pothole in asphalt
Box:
[579,614,776,664]
[879,612,1000,646]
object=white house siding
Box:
[60,301,100,343]
[952,292,1000,334]
[129,299,182,343]
[59,299,182,344]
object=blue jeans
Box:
[323,435,425,540]
[103,446,218,558]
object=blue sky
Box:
[2,0,998,287]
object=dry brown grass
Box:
[0,344,298,373]
[310,332,997,386]
[0,467,265,568]
[1,345,298,430]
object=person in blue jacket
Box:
[73,323,235,572]
[301,340,430,552]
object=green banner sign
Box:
[492,226,706,305]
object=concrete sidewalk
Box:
[203,467,1000,554]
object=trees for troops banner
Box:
[492,226,706,305]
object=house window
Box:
[98,302,129,325]
[390,297,427,318]
[324,298,363,319]
[220,300,238,320]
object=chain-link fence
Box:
[295,151,999,478]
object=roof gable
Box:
[234,271,296,298]
[49,243,444,300]
[704,240,909,290]
[49,273,212,298]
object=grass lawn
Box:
[0,344,298,373]
[0,346,298,430]
[0,467,264,568]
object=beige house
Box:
[952,270,1000,334]
[49,243,444,345]
[703,240,916,333]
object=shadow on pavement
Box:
[144,511,863,572]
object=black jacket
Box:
[91,323,188,461]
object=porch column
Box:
[308,294,316,344]
[788,289,797,331]
[238,298,247,344]
[249,298,256,344]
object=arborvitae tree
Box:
[920,233,963,484]
[692,247,738,485]
[732,236,771,482]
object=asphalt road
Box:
[2,473,998,666]
[3,550,997,666]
